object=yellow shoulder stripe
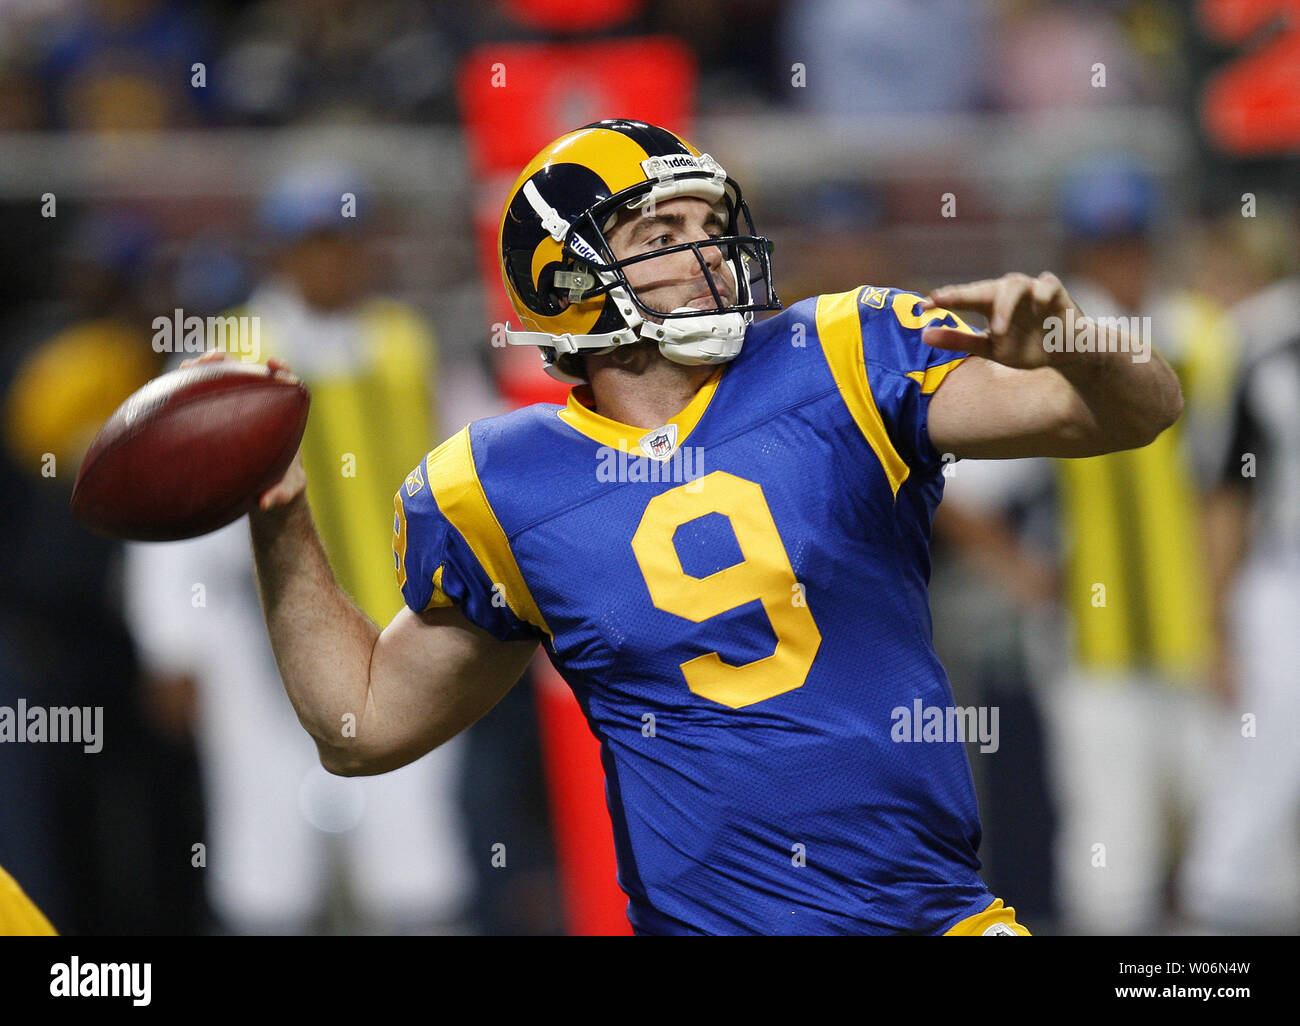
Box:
[426,427,550,637]
[906,357,967,395]
[816,288,910,497]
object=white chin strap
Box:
[504,306,747,381]
[654,309,747,364]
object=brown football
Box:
[71,361,310,541]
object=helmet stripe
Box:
[586,119,698,159]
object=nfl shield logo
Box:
[638,423,678,460]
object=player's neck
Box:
[584,348,715,430]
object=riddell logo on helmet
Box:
[568,232,602,264]
[641,154,702,177]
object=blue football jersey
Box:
[394,285,991,934]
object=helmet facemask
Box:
[569,180,777,319]
[559,171,779,368]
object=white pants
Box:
[1177,558,1300,931]
[1042,668,1213,934]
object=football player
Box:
[232,119,1183,935]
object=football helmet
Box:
[499,118,781,382]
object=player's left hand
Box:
[920,271,1086,370]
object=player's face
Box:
[605,196,738,318]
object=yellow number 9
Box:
[630,471,822,709]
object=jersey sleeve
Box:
[393,429,546,642]
[862,287,974,473]
[816,285,976,485]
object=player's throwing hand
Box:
[178,350,308,512]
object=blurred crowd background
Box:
[1,0,1298,935]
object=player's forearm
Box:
[1053,329,1184,454]
[248,493,380,763]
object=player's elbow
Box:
[317,736,430,777]
[1147,354,1185,436]
[316,740,386,777]
[318,746,370,777]
[1067,372,1184,455]
[1124,372,1184,450]
[1156,376,1185,437]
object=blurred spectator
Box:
[216,0,467,125]
[992,0,1163,112]
[0,209,204,935]
[650,0,788,112]
[782,0,993,115]
[36,0,215,130]
[123,162,472,934]
[0,52,49,131]
[1217,198,1300,362]
[5,211,160,470]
